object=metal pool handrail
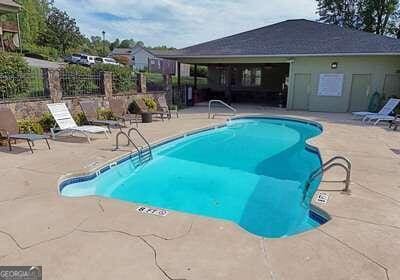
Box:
[208,100,237,119]
[303,156,351,200]
[128,128,152,156]
[113,130,141,158]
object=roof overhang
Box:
[160,52,400,60]
[158,52,400,65]
[0,0,21,14]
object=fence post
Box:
[136,73,147,93]
[163,74,173,104]
[163,74,172,92]
[43,69,62,103]
[101,71,113,98]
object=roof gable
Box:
[162,19,400,58]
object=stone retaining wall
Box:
[0,69,170,119]
[2,91,167,119]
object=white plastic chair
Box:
[352,98,400,119]
[47,103,109,143]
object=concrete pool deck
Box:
[0,104,399,279]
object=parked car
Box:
[79,54,96,66]
[64,53,82,64]
[95,57,120,66]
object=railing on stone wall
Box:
[60,72,103,97]
[0,68,49,102]
[146,73,165,92]
[112,73,137,94]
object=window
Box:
[241,67,262,87]
[216,67,226,86]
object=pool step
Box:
[139,148,153,165]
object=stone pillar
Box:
[136,73,147,93]
[101,71,113,99]
[43,69,62,103]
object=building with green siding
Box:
[161,19,400,112]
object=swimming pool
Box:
[60,117,328,238]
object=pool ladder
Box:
[303,156,351,200]
[113,128,153,165]
[208,100,237,119]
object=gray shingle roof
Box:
[110,48,132,55]
[161,19,400,58]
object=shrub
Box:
[128,101,137,114]
[97,108,116,120]
[74,112,87,125]
[0,52,31,99]
[143,97,157,111]
[38,112,56,132]
[92,64,134,93]
[17,118,44,135]
[23,43,59,61]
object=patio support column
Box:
[225,65,232,103]
[177,62,181,89]
[194,64,198,90]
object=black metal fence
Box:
[0,68,49,102]
[61,72,102,97]
[112,73,137,93]
[146,73,164,92]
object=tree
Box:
[360,0,399,35]
[316,0,400,36]
[38,6,84,54]
[316,0,362,28]
[119,39,135,48]
[8,0,52,45]
[110,38,120,50]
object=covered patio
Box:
[175,60,290,107]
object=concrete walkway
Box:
[0,105,399,279]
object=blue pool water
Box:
[61,117,327,238]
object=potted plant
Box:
[141,97,157,123]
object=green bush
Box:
[23,43,59,61]
[38,112,56,132]
[17,118,44,135]
[97,108,116,120]
[74,112,87,125]
[0,52,31,99]
[92,64,135,93]
[128,101,137,114]
[143,97,157,111]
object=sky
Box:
[54,0,318,48]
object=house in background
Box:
[0,0,22,52]
[160,19,400,112]
[109,43,191,77]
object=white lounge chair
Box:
[363,114,396,126]
[352,98,400,119]
[47,103,109,143]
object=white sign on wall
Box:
[318,74,344,97]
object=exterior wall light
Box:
[331,62,338,69]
